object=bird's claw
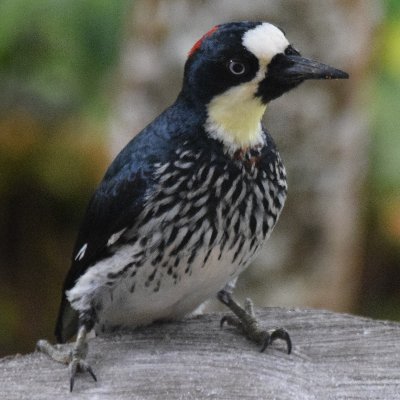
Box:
[218,291,292,354]
[221,312,292,354]
[37,326,96,391]
[69,357,97,392]
[260,327,292,354]
[220,315,242,329]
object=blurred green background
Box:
[0,0,399,357]
[0,0,128,355]
[363,0,400,320]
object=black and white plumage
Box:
[39,21,348,390]
[60,124,287,340]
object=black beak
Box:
[283,55,349,81]
[257,53,349,103]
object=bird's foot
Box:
[36,339,73,364]
[68,354,97,392]
[36,326,97,391]
[218,291,292,354]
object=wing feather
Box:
[55,141,156,342]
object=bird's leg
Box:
[217,290,292,354]
[36,324,97,391]
[68,325,97,391]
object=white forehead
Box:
[242,23,289,62]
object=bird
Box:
[37,21,348,391]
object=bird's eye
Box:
[228,60,246,75]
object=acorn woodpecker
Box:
[37,21,348,391]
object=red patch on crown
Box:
[188,25,219,57]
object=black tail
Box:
[55,295,79,343]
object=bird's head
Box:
[182,21,348,150]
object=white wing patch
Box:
[107,228,127,247]
[75,243,88,261]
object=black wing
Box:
[54,95,200,342]
[55,134,159,342]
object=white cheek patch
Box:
[242,22,289,65]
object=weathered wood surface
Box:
[1,308,399,399]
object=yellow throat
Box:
[205,82,267,150]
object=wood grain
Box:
[1,308,399,399]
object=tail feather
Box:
[55,296,79,343]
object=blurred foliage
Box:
[0,0,130,356]
[360,0,400,320]
[0,0,128,113]
[371,0,400,191]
